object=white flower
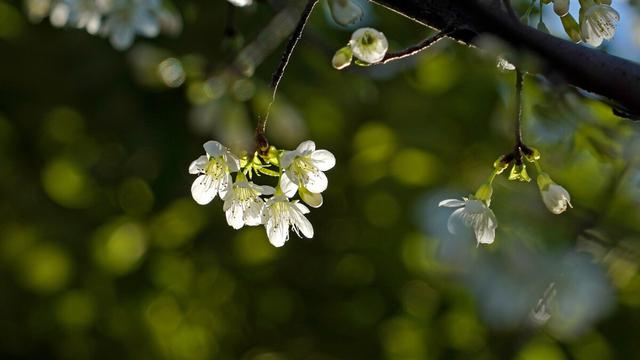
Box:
[552,0,569,17]
[280,140,335,206]
[101,0,162,50]
[262,194,314,247]
[349,27,388,64]
[580,2,619,47]
[227,0,252,7]
[223,177,274,229]
[439,198,497,245]
[189,140,240,205]
[537,173,572,214]
[328,0,363,26]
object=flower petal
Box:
[300,189,323,208]
[226,153,240,172]
[280,172,299,198]
[266,216,288,247]
[291,207,314,239]
[296,140,316,154]
[310,150,336,171]
[189,155,208,174]
[225,202,245,229]
[218,172,232,199]
[303,169,328,193]
[203,140,225,157]
[191,175,218,205]
[438,199,465,208]
[446,208,466,235]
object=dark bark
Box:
[371,0,640,115]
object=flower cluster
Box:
[189,140,335,247]
[27,0,181,50]
[543,0,619,47]
[332,27,388,69]
[440,149,572,246]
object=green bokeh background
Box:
[1,0,640,359]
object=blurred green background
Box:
[1,0,640,359]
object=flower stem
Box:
[514,69,525,148]
[259,0,319,136]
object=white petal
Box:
[189,155,208,174]
[191,175,217,205]
[218,172,232,199]
[280,172,299,198]
[280,151,296,169]
[135,10,160,37]
[447,208,466,234]
[266,216,288,247]
[203,141,225,157]
[328,0,363,26]
[110,25,135,50]
[244,199,264,226]
[303,170,328,193]
[258,185,276,196]
[296,140,316,154]
[293,201,310,214]
[310,150,336,171]
[291,207,314,239]
[438,199,465,208]
[226,153,240,172]
[225,202,245,229]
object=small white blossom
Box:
[262,194,314,247]
[537,173,572,214]
[280,140,335,206]
[439,198,497,246]
[50,0,104,34]
[328,0,363,26]
[580,2,619,47]
[349,27,388,64]
[101,0,163,50]
[227,0,252,7]
[189,140,240,205]
[223,177,274,229]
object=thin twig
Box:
[514,69,524,147]
[378,29,451,64]
[259,0,318,135]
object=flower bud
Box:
[349,27,388,64]
[332,46,353,70]
[537,173,572,214]
[328,0,363,26]
[553,0,570,17]
[508,163,531,182]
[561,13,582,43]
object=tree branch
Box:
[370,0,640,115]
[379,30,450,64]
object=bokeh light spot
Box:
[19,243,71,294]
[41,157,93,208]
[93,221,147,275]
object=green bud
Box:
[561,14,582,43]
[474,183,493,203]
[523,147,541,162]
[508,163,532,182]
[332,46,353,70]
[537,172,554,190]
[493,155,512,174]
[263,145,280,167]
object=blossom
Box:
[189,140,240,205]
[100,0,163,50]
[349,27,388,64]
[580,2,619,47]
[537,173,572,214]
[223,175,274,229]
[49,0,104,34]
[332,46,353,70]
[262,194,314,247]
[328,0,363,26]
[280,140,335,207]
[439,197,497,245]
[227,0,252,7]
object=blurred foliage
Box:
[1,0,640,359]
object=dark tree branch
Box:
[370,0,640,114]
[379,29,451,64]
[514,69,524,147]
